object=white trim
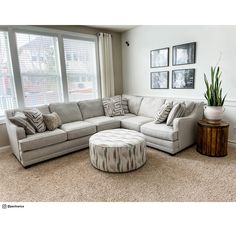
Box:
[8,28,25,108]
[0,145,10,153]
[229,140,236,148]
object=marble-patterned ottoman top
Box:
[89,129,145,147]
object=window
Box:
[16,33,63,107]
[0,26,100,119]
[63,38,98,101]
[0,31,17,116]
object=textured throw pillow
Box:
[102,95,125,117]
[9,112,36,135]
[24,108,46,133]
[43,112,62,131]
[154,102,173,124]
[184,102,195,116]
[166,103,186,126]
[121,98,130,114]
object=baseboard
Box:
[229,140,236,148]
[0,145,11,153]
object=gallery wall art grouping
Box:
[150,42,196,89]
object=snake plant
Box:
[204,66,227,106]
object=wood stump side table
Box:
[196,120,229,157]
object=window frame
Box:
[62,35,101,102]
[0,26,101,122]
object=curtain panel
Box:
[98,33,115,97]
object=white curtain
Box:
[98,33,115,98]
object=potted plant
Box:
[204,66,227,124]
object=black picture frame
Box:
[172,42,196,66]
[150,71,169,89]
[150,47,169,68]
[172,69,195,89]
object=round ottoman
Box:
[89,129,146,173]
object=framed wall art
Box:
[151,71,169,89]
[150,47,169,68]
[172,42,196,66]
[172,69,195,89]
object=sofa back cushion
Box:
[78,99,104,120]
[138,97,166,118]
[49,102,83,124]
[122,94,143,115]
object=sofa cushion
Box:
[61,121,96,140]
[122,94,143,115]
[19,129,67,152]
[141,122,178,141]
[78,99,104,120]
[85,116,120,132]
[49,102,83,124]
[138,97,166,118]
[112,113,136,121]
[35,105,50,114]
[184,102,195,116]
[121,116,153,131]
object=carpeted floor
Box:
[0,146,236,202]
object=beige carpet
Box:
[0,146,236,202]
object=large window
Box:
[0,26,100,119]
[63,38,98,101]
[0,31,17,116]
[16,33,63,107]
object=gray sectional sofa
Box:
[5,95,204,167]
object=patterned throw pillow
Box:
[102,95,125,117]
[121,98,130,114]
[9,112,36,135]
[24,108,46,133]
[166,103,186,126]
[154,102,173,124]
[43,112,62,131]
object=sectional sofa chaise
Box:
[5,95,204,167]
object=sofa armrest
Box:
[173,116,197,149]
[173,102,204,150]
[6,121,26,140]
[5,115,26,160]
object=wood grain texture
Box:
[197,120,229,157]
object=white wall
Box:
[122,26,236,145]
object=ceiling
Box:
[88,25,137,32]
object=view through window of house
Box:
[63,38,98,101]
[0,31,17,116]
[16,33,63,107]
